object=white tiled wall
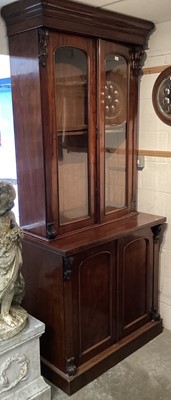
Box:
[138,21,171,330]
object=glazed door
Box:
[98,40,135,223]
[64,242,117,368]
[41,32,96,237]
[118,228,153,339]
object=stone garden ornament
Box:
[0,181,27,340]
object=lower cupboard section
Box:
[22,223,164,395]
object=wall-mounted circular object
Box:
[152,66,171,125]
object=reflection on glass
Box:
[55,47,89,225]
[104,54,127,214]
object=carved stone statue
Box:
[0,181,27,340]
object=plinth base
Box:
[42,319,163,395]
[0,315,51,400]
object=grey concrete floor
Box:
[47,329,171,400]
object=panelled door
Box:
[118,227,153,339]
[42,32,97,236]
[64,241,117,367]
[98,39,135,224]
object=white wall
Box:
[0,13,8,55]
[138,21,171,330]
[0,11,11,77]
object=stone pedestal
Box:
[0,315,51,400]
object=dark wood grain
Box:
[9,30,47,237]
[22,239,66,371]
[24,212,166,256]
[1,0,154,46]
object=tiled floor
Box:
[47,329,171,400]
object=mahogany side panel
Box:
[9,30,47,237]
[22,238,66,371]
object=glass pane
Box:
[55,47,89,225]
[104,54,127,214]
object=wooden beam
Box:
[143,65,171,75]
[138,149,171,158]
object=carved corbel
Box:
[131,46,146,77]
[46,222,57,239]
[39,28,49,67]
[66,357,77,376]
[63,257,74,281]
[151,224,165,246]
[150,306,160,322]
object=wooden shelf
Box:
[57,128,88,136]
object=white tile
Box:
[163,225,171,252]
[157,164,171,193]
[140,74,158,100]
[137,170,142,190]
[139,99,158,133]
[138,131,168,152]
[138,162,157,191]
[159,275,171,306]
[165,53,171,65]
[144,157,167,164]
[139,162,171,193]
[167,133,171,151]
[146,49,168,58]
[148,21,171,53]
[160,302,171,330]
[137,188,166,216]
[161,249,171,279]
[144,54,166,68]
[162,201,171,250]
[157,118,171,134]
[159,249,165,277]
[139,99,170,134]
[165,194,171,218]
